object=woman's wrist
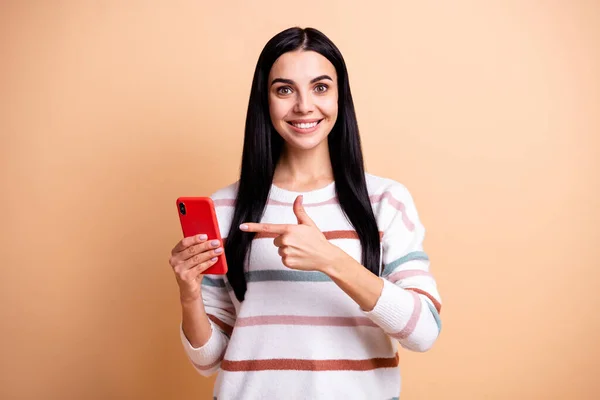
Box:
[180,290,202,306]
[320,245,352,278]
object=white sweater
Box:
[180,173,442,399]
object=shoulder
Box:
[365,172,423,234]
[365,172,415,204]
[209,181,239,204]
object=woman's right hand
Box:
[169,234,224,303]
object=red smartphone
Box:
[176,197,228,275]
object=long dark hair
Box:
[225,27,381,302]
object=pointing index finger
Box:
[240,223,290,235]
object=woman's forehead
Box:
[269,50,337,82]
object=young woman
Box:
[169,27,442,399]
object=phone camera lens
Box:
[179,202,186,215]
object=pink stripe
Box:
[191,349,226,371]
[267,198,339,207]
[390,291,422,340]
[267,199,290,206]
[236,315,378,328]
[388,269,433,284]
[213,199,236,207]
[370,193,414,231]
[406,288,442,314]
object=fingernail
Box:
[211,257,218,262]
[214,247,223,254]
[210,240,219,247]
[198,234,208,240]
[239,224,248,231]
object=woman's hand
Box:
[169,235,224,303]
[240,195,346,272]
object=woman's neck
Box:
[272,142,334,192]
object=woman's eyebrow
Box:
[270,75,333,86]
[271,78,294,86]
[310,75,333,83]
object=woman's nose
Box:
[294,93,314,114]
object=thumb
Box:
[293,195,317,227]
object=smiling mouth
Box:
[286,119,323,129]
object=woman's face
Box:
[268,50,339,151]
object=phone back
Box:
[176,197,228,275]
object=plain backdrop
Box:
[1,1,599,399]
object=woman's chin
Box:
[284,136,328,151]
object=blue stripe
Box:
[245,269,332,283]
[202,277,226,288]
[425,301,442,332]
[203,270,332,292]
[382,251,429,276]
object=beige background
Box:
[1,1,599,399]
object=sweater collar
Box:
[268,180,336,204]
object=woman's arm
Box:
[181,295,214,348]
[323,254,384,312]
[324,183,442,352]
[180,276,236,376]
[323,249,441,352]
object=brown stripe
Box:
[208,314,234,337]
[222,306,236,315]
[221,353,399,372]
[405,288,442,314]
[254,230,383,241]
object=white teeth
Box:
[292,121,318,129]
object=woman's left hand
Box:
[239,195,346,272]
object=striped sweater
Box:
[180,172,442,399]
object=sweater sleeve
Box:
[180,275,237,376]
[362,183,442,352]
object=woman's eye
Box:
[277,87,292,95]
[315,84,328,93]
